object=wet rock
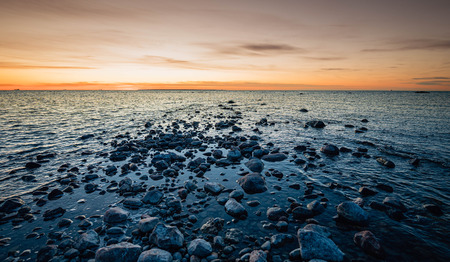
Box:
[300,108,308,112]
[142,190,164,205]
[25,162,41,169]
[107,227,125,235]
[376,157,395,168]
[249,250,267,262]
[424,204,444,216]
[270,234,294,248]
[200,217,225,235]
[238,173,268,194]
[229,190,244,201]
[77,230,99,250]
[267,207,288,221]
[375,183,394,193]
[64,248,80,259]
[43,207,66,221]
[104,207,129,224]
[302,224,331,238]
[0,197,25,213]
[383,197,407,212]
[188,239,213,257]
[105,165,118,176]
[204,182,224,195]
[261,153,287,162]
[139,217,160,233]
[138,248,173,262]
[124,198,143,209]
[337,201,369,224]
[305,120,326,128]
[320,144,340,156]
[212,150,223,159]
[57,218,73,228]
[84,183,97,193]
[227,149,242,162]
[409,158,420,166]
[47,189,63,200]
[96,242,142,262]
[298,229,344,262]
[247,200,261,207]
[292,207,314,220]
[245,158,264,173]
[36,245,57,262]
[150,223,184,250]
[154,160,169,171]
[359,187,378,196]
[307,200,325,215]
[354,230,384,258]
[225,198,247,218]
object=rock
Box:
[142,190,164,205]
[204,182,224,195]
[270,234,294,248]
[107,227,125,235]
[26,162,41,169]
[104,207,129,224]
[375,183,394,193]
[57,218,73,227]
[154,160,169,171]
[307,200,325,215]
[302,224,331,238]
[276,221,288,232]
[305,120,326,128]
[247,200,261,207]
[138,248,173,262]
[227,149,242,162]
[245,159,264,172]
[409,158,420,166]
[376,157,395,168]
[267,207,288,221]
[139,217,160,233]
[105,165,118,176]
[298,229,344,262]
[124,198,143,209]
[354,231,384,258]
[225,198,248,218]
[424,204,444,216]
[383,197,407,212]
[292,207,314,220]
[64,248,80,259]
[200,218,225,235]
[188,239,213,257]
[320,144,340,156]
[336,201,369,224]
[261,153,287,162]
[43,207,66,221]
[300,108,308,112]
[36,245,57,262]
[238,173,268,194]
[358,187,378,196]
[0,197,25,213]
[77,230,99,250]
[96,242,142,262]
[150,223,184,250]
[249,250,267,262]
[212,150,223,159]
[229,190,244,201]
[84,183,97,193]
[47,189,63,200]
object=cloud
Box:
[199,42,306,57]
[240,44,299,52]
[302,56,346,61]
[0,62,95,70]
[321,68,354,71]
[413,77,450,86]
[362,39,450,52]
[413,77,450,80]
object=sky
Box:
[1,0,449,90]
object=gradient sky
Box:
[1,0,449,90]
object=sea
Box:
[0,90,449,260]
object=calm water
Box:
[0,90,449,260]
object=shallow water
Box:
[0,90,449,261]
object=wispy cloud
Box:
[362,39,450,52]
[0,62,95,70]
[413,77,450,86]
[199,42,306,57]
[302,56,346,61]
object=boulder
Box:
[245,158,264,173]
[104,207,129,224]
[298,229,344,262]
[96,242,142,262]
[336,201,369,224]
[138,248,173,262]
[225,198,247,218]
[150,223,184,250]
[238,173,267,194]
[188,239,213,257]
[354,230,384,258]
[261,153,287,162]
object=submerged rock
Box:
[238,173,267,194]
[96,242,142,262]
[0,197,25,213]
[298,229,344,262]
[336,201,369,224]
[36,245,57,262]
[354,230,384,258]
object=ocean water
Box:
[0,90,449,260]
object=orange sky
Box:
[1,0,449,90]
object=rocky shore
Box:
[0,100,447,262]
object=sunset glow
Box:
[1,0,449,90]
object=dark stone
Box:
[104,207,129,224]
[201,217,225,235]
[305,120,326,128]
[320,144,340,156]
[354,230,384,258]
[376,183,394,193]
[267,207,288,221]
[0,197,25,213]
[424,204,444,216]
[138,248,172,262]
[336,201,369,224]
[249,250,267,262]
[297,230,344,262]
[261,153,287,162]
[26,162,41,169]
[225,198,247,219]
[48,189,63,200]
[376,157,395,168]
[36,245,57,262]
[238,173,268,194]
[245,158,264,172]
[292,207,314,220]
[150,223,184,250]
[358,187,378,196]
[188,239,213,257]
[142,190,164,205]
[43,207,66,221]
[95,242,142,262]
